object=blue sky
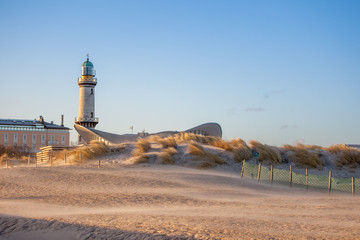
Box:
[1,0,359,146]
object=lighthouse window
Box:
[91,88,94,94]
[91,112,94,118]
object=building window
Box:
[41,134,46,147]
[61,135,66,146]
[91,112,93,118]
[23,134,27,148]
[32,134,36,150]
[14,134,18,147]
[51,135,55,142]
[91,88,94,94]
[4,133,8,147]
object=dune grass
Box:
[188,142,206,156]
[160,136,177,149]
[133,138,150,157]
[249,140,282,164]
[187,141,226,168]
[147,135,162,143]
[132,154,149,164]
[175,133,252,161]
[0,146,30,161]
[50,141,111,164]
[159,147,177,165]
[231,139,252,162]
[327,145,360,168]
[136,138,150,153]
[130,138,151,164]
[282,144,324,168]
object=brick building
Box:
[0,116,70,152]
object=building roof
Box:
[0,118,70,130]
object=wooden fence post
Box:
[328,170,332,195]
[257,163,261,182]
[50,156,52,167]
[28,155,30,166]
[241,160,245,178]
[270,165,273,184]
[80,152,82,164]
[306,168,308,190]
[352,177,355,196]
[64,153,67,164]
[98,159,100,168]
[289,165,292,188]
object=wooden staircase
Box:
[36,146,75,164]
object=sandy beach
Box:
[0,163,359,240]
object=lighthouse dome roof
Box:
[82,59,93,67]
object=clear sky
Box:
[1,0,359,147]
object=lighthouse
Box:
[75,55,98,129]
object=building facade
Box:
[0,116,70,152]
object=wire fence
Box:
[0,152,103,169]
[1,156,359,195]
[241,161,358,195]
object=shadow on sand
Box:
[0,214,198,240]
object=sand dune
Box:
[0,164,359,239]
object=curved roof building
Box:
[75,123,222,145]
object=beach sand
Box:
[0,164,359,239]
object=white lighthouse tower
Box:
[75,55,98,129]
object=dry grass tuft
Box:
[211,139,233,151]
[132,154,149,164]
[159,152,174,164]
[197,153,226,169]
[131,138,151,161]
[89,141,109,157]
[282,144,324,168]
[175,133,252,162]
[0,146,30,160]
[0,153,9,164]
[175,133,252,164]
[206,152,226,165]
[327,145,360,168]
[233,149,251,162]
[165,147,177,155]
[174,132,197,143]
[188,142,206,156]
[136,138,150,153]
[328,144,353,154]
[187,142,226,168]
[250,140,282,164]
[304,145,324,150]
[160,136,177,149]
[231,138,252,162]
[159,147,177,165]
[49,141,110,165]
[147,135,162,143]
